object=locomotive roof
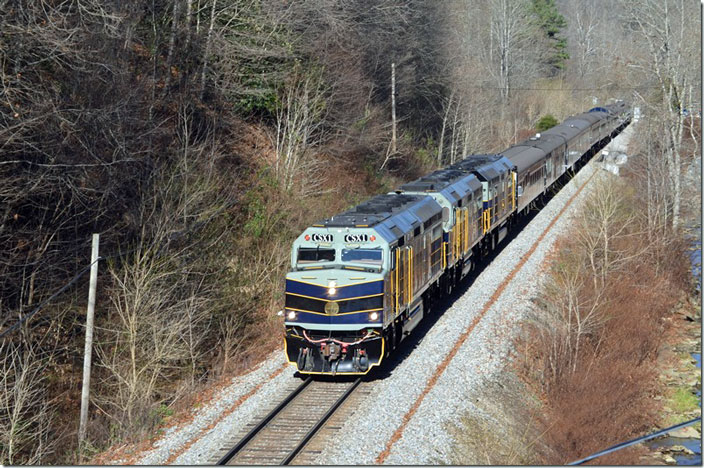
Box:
[399,168,482,207]
[448,154,513,182]
[400,168,470,192]
[373,195,443,243]
[316,193,435,228]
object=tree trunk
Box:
[437,91,454,166]
[199,0,217,100]
[391,62,397,155]
[162,0,181,98]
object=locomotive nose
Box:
[283,271,385,375]
[283,272,385,328]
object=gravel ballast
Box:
[130,351,294,465]
[123,127,631,466]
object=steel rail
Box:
[216,376,313,465]
[281,377,363,465]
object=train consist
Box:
[283,102,632,375]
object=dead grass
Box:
[449,374,544,465]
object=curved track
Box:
[216,377,362,465]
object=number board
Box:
[344,233,368,243]
[311,233,333,242]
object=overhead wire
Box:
[455,85,663,92]
[0,166,264,341]
[0,259,99,340]
[0,243,143,341]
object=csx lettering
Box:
[312,233,333,242]
[344,234,368,243]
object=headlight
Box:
[287,310,297,321]
[369,311,379,321]
[328,280,337,296]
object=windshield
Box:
[341,248,382,265]
[297,248,335,264]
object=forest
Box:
[0,0,700,464]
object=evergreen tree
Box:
[536,114,559,131]
[531,0,569,73]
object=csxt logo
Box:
[344,234,368,243]
[311,233,333,242]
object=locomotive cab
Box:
[283,193,444,376]
[284,226,389,375]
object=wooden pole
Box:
[391,62,397,154]
[79,233,99,446]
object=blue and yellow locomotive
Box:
[283,193,443,374]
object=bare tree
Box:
[485,0,543,102]
[271,69,329,195]
[95,247,192,435]
[574,176,644,291]
[204,0,292,106]
[162,0,182,97]
[0,341,55,465]
[199,0,218,99]
[91,102,232,437]
[529,252,603,382]
[625,0,700,230]
[437,90,455,165]
[529,175,647,380]
[563,0,604,82]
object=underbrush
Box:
[449,374,543,465]
[516,173,692,465]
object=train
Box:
[282,102,632,375]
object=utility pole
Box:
[391,62,397,154]
[79,233,99,446]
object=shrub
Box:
[536,114,559,131]
[518,173,690,464]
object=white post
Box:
[391,62,397,155]
[79,233,99,445]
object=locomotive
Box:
[283,102,632,375]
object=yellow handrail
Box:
[453,210,458,261]
[442,242,447,269]
[464,208,469,252]
[482,206,492,234]
[408,247,413,304]
[395,249,400,315]
[456,208,462,257]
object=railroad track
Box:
[215,376,363,465]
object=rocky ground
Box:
[642,297,702,466]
